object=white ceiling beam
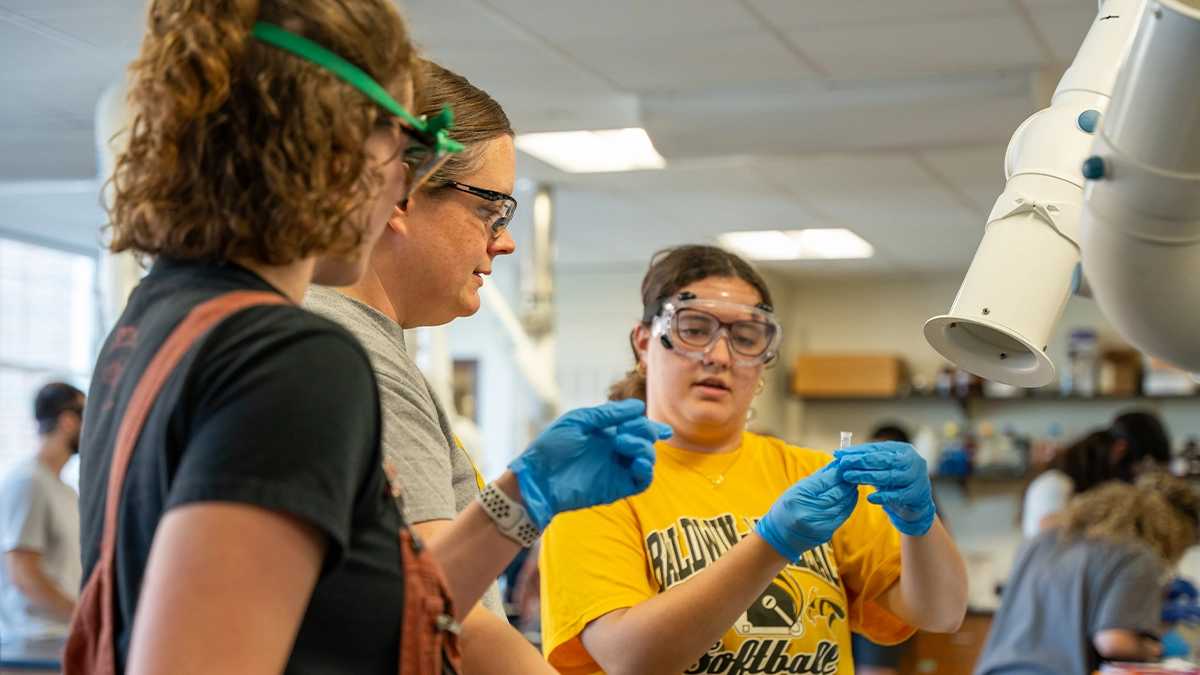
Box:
[0,179,99,196]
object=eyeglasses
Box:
[251,22,463,200]
[440,181,518,238]
[651,298,783,367]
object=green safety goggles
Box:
[251,22,463,198]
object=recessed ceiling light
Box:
[717,229,874,261]
[514,128,666,173]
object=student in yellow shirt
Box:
[540,245,969,675]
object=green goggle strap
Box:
[250,22,464,155]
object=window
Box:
[0,238,97,482]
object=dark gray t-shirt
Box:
[304,285,503,617]
[974,529,1162,675]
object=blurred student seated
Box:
[975,474,1200,675]
[0,382,84,643]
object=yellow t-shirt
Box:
[540,431,912,675]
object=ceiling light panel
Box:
[514,128,666,173]
[717,229,874,261]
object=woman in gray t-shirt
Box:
[976,474,1199,675]
[304,59,560,674]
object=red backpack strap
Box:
[65,290,289,675]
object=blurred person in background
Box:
[540,246,968,675]
[0,382,84,643]
[975,474,1200,674]
[1022,411,1170,537]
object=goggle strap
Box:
[250,22,464,155]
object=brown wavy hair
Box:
[108,0,420,265]
[608,245,775,402]
[1062,473,1200,566]
[410,59,513,188]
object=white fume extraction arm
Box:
[925,0,1200,387]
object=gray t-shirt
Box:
[0,459,82,641]
[974,528,1162,675]
[304,285,503,617]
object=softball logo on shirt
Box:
[645,513,848,675]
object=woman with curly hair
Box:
[75,2,664,673]
[1021,412,1172,537]
[976,474,1200,675]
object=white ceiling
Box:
[0,0,1102,276]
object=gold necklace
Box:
[675,450,743,489]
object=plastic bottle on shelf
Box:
[1006,426,1031,475]
[937,367,954,398]
[976,422,999,471]
[938,421,971,478]
[1067,329,1099,398]
[914,424,940,475]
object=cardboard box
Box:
[791,354,908,398]
[1100,349,1140,396]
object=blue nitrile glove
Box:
[1169,577,1199,603]
[837,442,937,537]
[508,399,672,529]
[1162,630,1188,657]
[754,461,860,563]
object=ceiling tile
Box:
[811,192,980,237]
[764,154,949,196]
[745,0,1011,30]
[402,0,525,49]
[633,192,822,233]
[790,14,1046,79]
[0,93,44,123]
[1019,0,1097,11]
[868,228,983,271]
[16,6,145,59]
[1029,7,1098,65]
[0,131,95,181]
[565,31,816,91]
[553,190,701,265]
[590,164,779,197]
[0,21,105,70]
[758,256,904,281]
[0,74,115,119]
[645,75,1034,158]
[0,0,144,9]
[482,0,760,41]
[427,40,615,100]
[760,154,980,236]
[919,145,1007,213]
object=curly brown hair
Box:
[1062,473,1200,566]
[108,0,420,265]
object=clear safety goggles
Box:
[650,298,783,367]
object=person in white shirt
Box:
[0,382,84,642]
[1021,411,1171,538]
